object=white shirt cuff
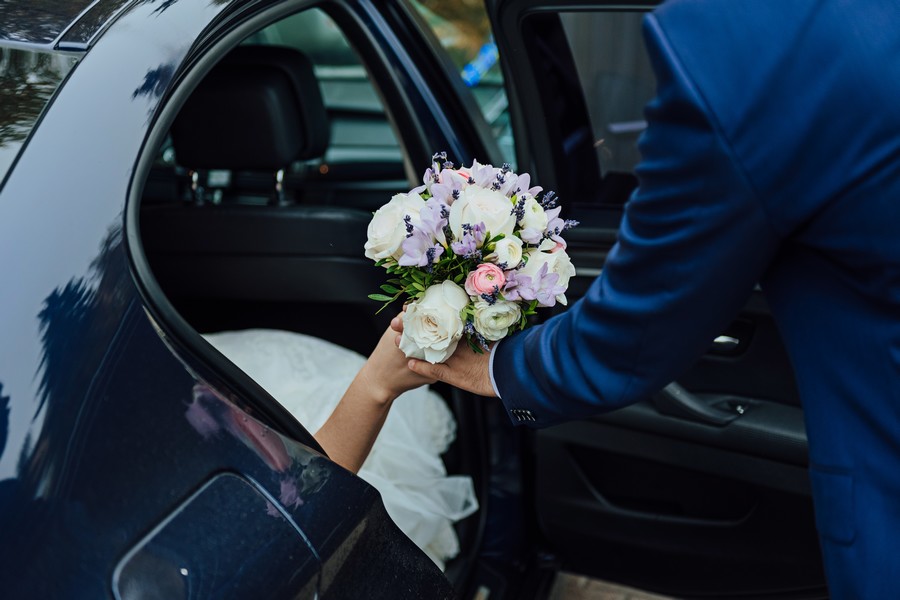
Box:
[488,340,502,399]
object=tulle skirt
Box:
[203,329,478,569]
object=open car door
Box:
[484,1,827,597]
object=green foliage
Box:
[369,247,487,314]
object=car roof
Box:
[0,0,134,50]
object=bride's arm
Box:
[314,315,435,473]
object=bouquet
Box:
[365,153,578,364]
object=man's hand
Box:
[390,314,497,397]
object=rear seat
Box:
[140,45,385,340]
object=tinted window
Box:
[559,12,654,177]
[410,0,516,166]
[0,47,77,185]
[246,9,404,173]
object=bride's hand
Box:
[359,317,436,405]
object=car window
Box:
[0,48,78,186]
[148,7,414,211]
[559,12,654,178]
[245,9,404,174]
[409,0,516,167]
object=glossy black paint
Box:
[58,0,139,51]
[0,0,459,597]
[0,0,98,46]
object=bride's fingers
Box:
[390,312,404,333]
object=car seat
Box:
[140,45,388,351]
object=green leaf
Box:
[518,314,529,330]
[368,293,395,302]
[411,282,425,292]
[380,284,401,294]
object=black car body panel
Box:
[0,0,458,597]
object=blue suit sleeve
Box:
[493,14,782,427]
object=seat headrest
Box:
[171,45,329,171]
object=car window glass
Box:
[409,0,516,167]
[0,48,78,186]
[245,9,403,174]
[559,11,655,177]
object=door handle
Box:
[653,381,740,427]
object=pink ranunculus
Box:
[465,263,506,296]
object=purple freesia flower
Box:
[501,269,527,302]
[430,169,467,205]
[450,222,486,258]
[423,152,446,189]
[532,265,566,306]
[513,173,543,198]
[419,197,449,245]
[400,228,444,267]
[518,226,544,245]
[494,170,518,197]
[502,263,563,307]
[469,160,497,187]
[423,166,439,189]
[544,206,565,244]
[542,206,578,247]
[545,206,563,230]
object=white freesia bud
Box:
[537,238,557,252]
[486,235,523,268]
[520,248,577,305]
[449,186,516,240]
[364,191,424,261]
[474,300,521,342]
[400,281,469,363]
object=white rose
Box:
[449,186,516,240]
[400,280,469,363]
[520,248,577,305]
[364,191,424,261]
[520,197,548,232]
[474,300,521,341]
[486,235,523,268]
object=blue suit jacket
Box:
[493,0,900,595]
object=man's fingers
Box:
[407,347,494,396]
[408,359,447,383]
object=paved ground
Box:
[548,573,673,600]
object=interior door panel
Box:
[487,0,827,596]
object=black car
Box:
[0,0,827,598]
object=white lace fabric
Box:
[203,329,478,569]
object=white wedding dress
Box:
[203,329,478,570]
